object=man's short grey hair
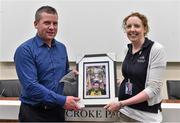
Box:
[35,5,58,21]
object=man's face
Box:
[34,12,58,43]
[94,83,100,91]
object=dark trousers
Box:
[19,103,65,122]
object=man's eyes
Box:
[44,22,57,26]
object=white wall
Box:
[0,0,180,62]
[0,0,2,51]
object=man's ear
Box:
[34,21,38,29]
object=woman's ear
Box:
[144,26,148,36]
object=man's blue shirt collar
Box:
[35,34,56,47]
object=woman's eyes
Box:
[126,24,141,29]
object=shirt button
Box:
[44,106,47,110]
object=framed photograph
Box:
[84,61,110,99]
[77,54,117,106]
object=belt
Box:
[36,104,58,110]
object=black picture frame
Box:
[77,54,117,106]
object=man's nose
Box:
[49,23,56,29]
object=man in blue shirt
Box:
[14,6,80,122]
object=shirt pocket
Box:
[54,55,67,71]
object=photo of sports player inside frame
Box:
[83,62,110,99]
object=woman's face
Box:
[125,16,146,43]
